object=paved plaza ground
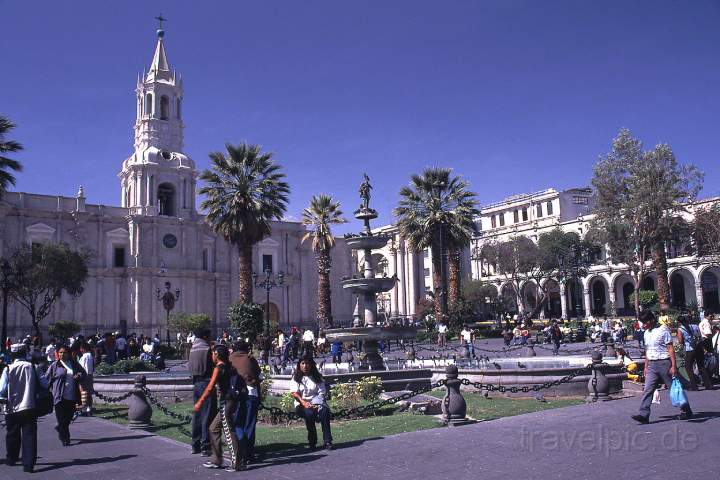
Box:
[1,386,718,480]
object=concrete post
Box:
[560,282,568,320]
[586,351,611,402]
[128,375,154,429]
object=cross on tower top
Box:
[155,14,167,30]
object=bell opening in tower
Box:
[157,182,176,216]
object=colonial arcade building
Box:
[370,187,720,320]
[0,29,354,338]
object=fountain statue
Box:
[325,174,418,370]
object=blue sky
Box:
[2,0,719,233]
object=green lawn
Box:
[428,391,585,421]
[95,391,584,452]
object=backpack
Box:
[226,366,248,402]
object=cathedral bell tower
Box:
[119,27,197,218]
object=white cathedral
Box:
[0,29,355,339]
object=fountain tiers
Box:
[325,204,418,370]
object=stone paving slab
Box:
[1,387,719,480]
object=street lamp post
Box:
[0,259,12,355]
[157,281,180,345]
[253,268,284,338]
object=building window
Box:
[202,248,209,271]
[546,201,554,215]
[522,207,528,222]
[536,204,542,218]
[113,247,126,268]
[491,215,496,228]
[513,210,519,223]
[160,95,170,120]
[144,93,153,117]
[262,254,273,273]
[499,213,505,226]
[157,183,175,216]
[176,98,182,119]
[573,196,588,205]
[423,248,429,258]
[424,267,430,277]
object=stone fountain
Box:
[325,174,418,370]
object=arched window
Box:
[182,179,187,209]
[127,185,133,207]
[176,98,182,119]
[160,95,169,120]
[145,93,153,117]
[157,183,175,216]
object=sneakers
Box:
[324,442,334,451]
[631,414,649,424]
[200,451,212,457]
[203,461,223,469]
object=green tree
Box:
[227,302,264,342]
[48,320,81,341]
[301,194,347,330]
[169,312,211,335]
[692,202,720,266]
[394,167,479,322]
[592,129,703,313]
[9,243,90,338]
[199,143,290,304]
[0,116,23,199]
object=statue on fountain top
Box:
[359,173,372,210]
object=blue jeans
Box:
[234,396,259,460]
[192,380,216,452]
[295,404,333,447]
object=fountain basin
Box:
[325,326,419,343]
[345,235,392,251]
[341,277,396,294]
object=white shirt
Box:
[46,344,56,362]
[461,329,472,342]
[699,318,712,337]
[302,330,315,342]
[317,337,326,345]
[291,375,326,406]
[438,324,448,334]
[644,326,672,360]
[79,352,94,375]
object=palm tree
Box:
[394,167,479,322]
[199,143,290,304]
[302,194,347,329]
[0,116,23,199]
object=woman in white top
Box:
[291,355,333,450]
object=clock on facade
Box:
[163,233,178,248]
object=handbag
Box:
[34,367,54,417]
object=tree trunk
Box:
[652,242,670,312]
[634,272,643,320]
[238,243,254,305]
[448,245,461,308]
[316,249,333,329]
[430,242,446,322]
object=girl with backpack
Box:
[194,344,242,471]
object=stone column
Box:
[407,247,417,316]
[695,281,704,310]
[583,288,591,319]
[560,282,568,320]
[389,243,399,316]
[608,288,617,316]
[397,240,407,316]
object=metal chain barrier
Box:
[142,386,194,423]
[93,390,133,403]
[460,365,591,394]
[332,379,447,419]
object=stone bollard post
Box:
[441,365,473,426]
[586,351,611,403]
[524,344,537,357]
[128,375,154,429]
[605,341,617,358]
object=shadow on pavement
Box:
[252,436,384,469]
[34,454,137,473]
[73,434,154,445]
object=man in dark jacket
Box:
[188,328,216,456]
[230,341,262,465]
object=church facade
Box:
[0,30,355,338]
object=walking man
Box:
[189,328,217,456]
[0,344,47,473]
[632,310,692,424]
